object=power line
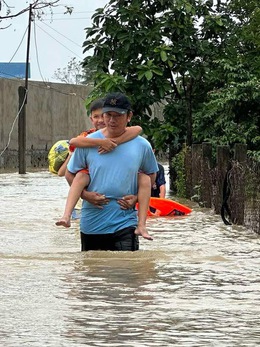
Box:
[0,89,28,158]
[39,20,82,48]
[40,17,92,21]
[33,20,48,84]
[44,11,95,15]
[0,6,90,160]
[0,74,87,99]
[32,21,88,86]
[40,10,96,21]
[0,18,87,92]
[8,26,28,63]
[0,77,87,159]
[35,23,82,59]
[0,8,90,99]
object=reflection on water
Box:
[0,171,260,347]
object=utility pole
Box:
[18,4,32,174]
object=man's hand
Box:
[117,195,138,210]
[81,191,109,208]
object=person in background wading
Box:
[151,161,166,198]
[66,92,158,251]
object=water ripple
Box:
[0,171,260,347]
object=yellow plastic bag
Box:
[48,140,69,174]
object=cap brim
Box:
[102,107,128,114]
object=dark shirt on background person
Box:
[151,163,166,198]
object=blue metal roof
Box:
[0,62,30,79]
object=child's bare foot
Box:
[135,225,153,240]
[56,217,71,228]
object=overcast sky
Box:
[0,0,108,82]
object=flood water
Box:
[1,170,260,347]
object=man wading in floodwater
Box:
[66,92,158,251]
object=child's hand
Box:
[98,139,117,154]
[135,225,153,241]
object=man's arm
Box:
[118,172,156,209]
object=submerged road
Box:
[0,170,259,346]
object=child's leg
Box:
[56,172,90,227]
[135,173,153,240]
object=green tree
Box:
[82,0,260,177]
[193,0,260,151]
[82,0,230,148]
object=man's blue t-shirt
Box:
[67,130,158,235]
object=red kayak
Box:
[136,197,192,217]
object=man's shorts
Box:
[80,226,139,251]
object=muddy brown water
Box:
[0,170,260,347]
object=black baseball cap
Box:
[102,92,132,114]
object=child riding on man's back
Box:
[56,98,153,240]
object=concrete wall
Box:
[0,78,92,169]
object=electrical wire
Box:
[33,20,48,84]
[40,17,92,21]
[0,77,87,159]
[32,20,85,86]
[0,7,89,150]
[0,7,96,159]
[8,26,28,63]
[44,11,95,15]
[39,20,82,48]
[0,24,28,79]
[0,88,28,158]
[34,23,82,59]
[0,74,87,100]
